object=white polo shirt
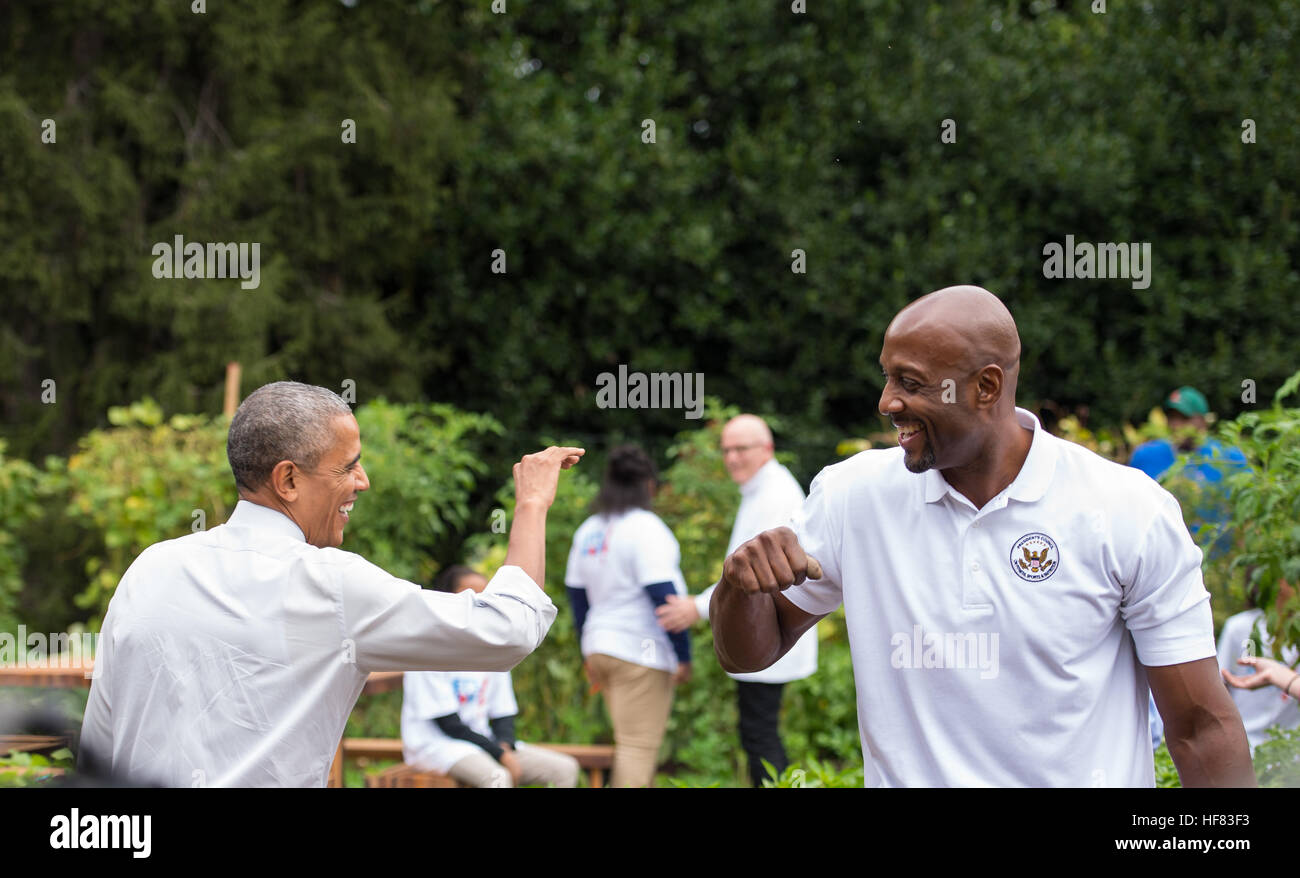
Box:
[402,671,520,773]
[565,508,687,673]
[79,500,556,787]
[1216,609,1300,752]
[697,459,818,683]
[784,407,1215,787]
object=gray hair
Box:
[227,381,353,493]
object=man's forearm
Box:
[1167,707,1256,787]
[711,579,784,674]
[504,501,548,589]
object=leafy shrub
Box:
[761,758,866,789]
[0,440,45,634]
[345,400,504,583]
[57,399,234,626]
[1253,726,1300,788]
[1163,371,1300,653]
[0,747,75,788]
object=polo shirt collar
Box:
[226,499,308,543]
[922,407,1057,506]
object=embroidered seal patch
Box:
[1011,532,1059,582]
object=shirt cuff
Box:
[1131,600,1218,667]
[485,565,555,610]
[695,584,715,622]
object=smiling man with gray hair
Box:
[80,380,583,787]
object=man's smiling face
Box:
[877,322,983,475]
[294,414,370,547]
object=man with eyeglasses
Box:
[656,414,817,786]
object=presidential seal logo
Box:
[1011,532,1059,582]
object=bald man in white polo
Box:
[657,414,817,786]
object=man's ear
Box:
[268,460,301,503]
[975,365,1004,409]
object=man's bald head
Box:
[886,285,1022,400]
[721,414,774,485]
[878,285,1027,475]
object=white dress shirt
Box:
[784,407,1215,787]
[79,500,555,787]
[698,459,819,683]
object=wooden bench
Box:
[335,738,614,788]
[1,734,74,758]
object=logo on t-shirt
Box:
[1010,532,1059,582]
[453,677,485,706]
[580,525,612,557]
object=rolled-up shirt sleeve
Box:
[1121,490,1217,667]
[336,554,557,673]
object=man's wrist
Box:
[1286,673,1300,698]
[515,499,548,516]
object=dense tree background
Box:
[2,0,1297,472]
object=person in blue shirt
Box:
[1129,386,1247,557]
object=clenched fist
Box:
[721,526,822,596]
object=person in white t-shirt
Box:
[401,565,580,788]
[656,414,817,786]
[711,286,1254,787]
[1218,581,1300,750]
[565,445,691,787]
[80,381,583,787]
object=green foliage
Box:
[1253,726,1300,788]
[1166,372,1300,653]
[761,758,866,789]
[57,399,234,626]
[0,747,75,788]
[1154,741,1181,789]
[0,441,45,634]
[346,400,504,583]
[5,0,1297,476]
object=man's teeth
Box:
[339,503,354,513]
[897,425,922,439]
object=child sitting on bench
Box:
[400,565,580,788]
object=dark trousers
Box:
[736,681,787,787]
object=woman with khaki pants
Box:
[565,445,692,788]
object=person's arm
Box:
[433,714,506,761]
[340,447,582,674]
[1148,658,1255,786]
[504,447,586,589]
[712,527,824,674]
[643,582,692,667]
[1222,655,1300,695]
[566,586,589,640]
[489,715,517,749]
[655,585,708,633]
[1122,488,1253,786]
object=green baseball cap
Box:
[1164,386,1209,417]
